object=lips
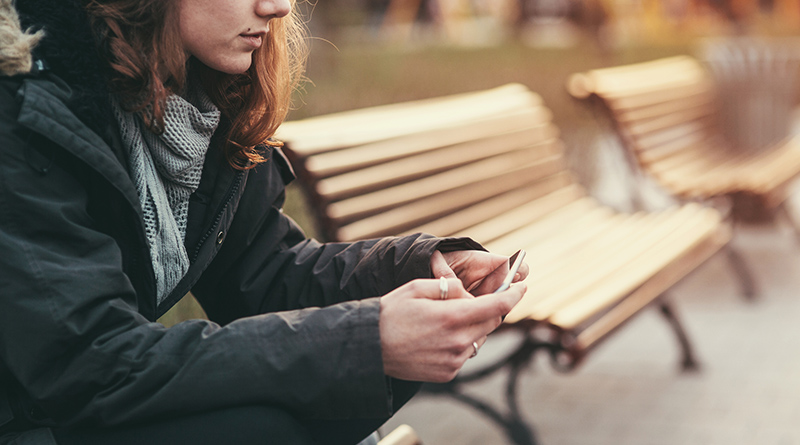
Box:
[240,32,265,48]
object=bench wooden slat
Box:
[637,134,713,164]
[328,149,562,225]
[477,196,600,253]
[568,56,707,99]
[515,205,709,322]
[316,128,558,201]
[448,184,585,246]
[661,144,800,199]
[631,119,714,152]
[615,90,714,125]
[549,206,723,328]
[276,84,539,156]
[647,145,731,177]
[624,102,716,137]
[303,108,554,178]
[377,424,421,445]
[335,154,566,240]
[745,139,800,192]
[528,210,700,325]
[403,173,577,238]
[505,210,658,322]
[489,206,623,262]
[572,224,730,352]
[607,81,715,113]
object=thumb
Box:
[430,250,457,279]
[457,282,527,324]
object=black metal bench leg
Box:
[420,336,541,445]
[446,384,538,445]
[777,200,800,244]
[504,356,538,445]
[658,299,700,371]
[725,244,758,300]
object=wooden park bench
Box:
[275,84,730,445]
[567,56,800,297]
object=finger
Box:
[416,277,472,301]
[514,261,530,282]
[462,337,481,360]
[430,250,458,279]
[459,333,491,362]
[449,282,527,325]
[469,252,527,295]
[469,316,504,341]
[473,335,489,356]
[445,278,474,300]
[442,250,508,289]
[469,263,509,295]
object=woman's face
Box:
[178,0,291,74]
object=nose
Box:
[256,0,291,19]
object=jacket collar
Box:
[16,76,143,213]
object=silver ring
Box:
[439,277,448,300]
[470,341,479,358]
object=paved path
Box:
[381,141,800,445]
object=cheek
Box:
[178,13,207,57]
[178,7,253,74]
[179,6,225,58]
[180,27,251,73]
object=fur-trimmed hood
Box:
[1,0,113,136]
[0,0,43,76]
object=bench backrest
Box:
[567,56,725,172]
[275,83,585,243]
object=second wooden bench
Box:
[567,55,800,298]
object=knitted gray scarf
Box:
[113,87,220,304]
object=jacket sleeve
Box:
[188,147,484,417]
[0,93,483,429]
[192,145,484,323]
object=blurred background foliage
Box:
[159,0,799,326]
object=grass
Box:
[293,39,692,127]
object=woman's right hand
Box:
[379,278,526,383]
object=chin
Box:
[217,62,253,75]
[204,56,254,75]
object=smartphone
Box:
[493,249,526,293]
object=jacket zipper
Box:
[190,170,245,263]
[155,170,246,318]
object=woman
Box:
[0,0,527,444]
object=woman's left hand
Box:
[430,250,529,296]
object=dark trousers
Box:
[50,381,421,445]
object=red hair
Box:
[85,0,308,169]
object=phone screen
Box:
[493,250,526,293]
